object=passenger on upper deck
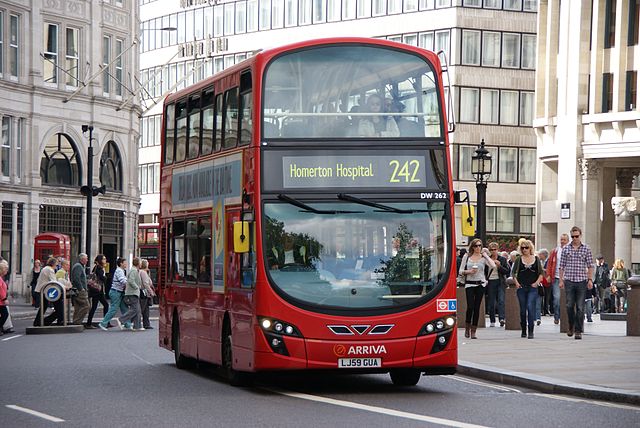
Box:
[357,94,399,138]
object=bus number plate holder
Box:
[337,358,382,368]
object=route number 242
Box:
[389,160,421,183]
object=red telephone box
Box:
[34,233,71,263]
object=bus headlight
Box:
[418,316,456,336]
[258,317,301,337]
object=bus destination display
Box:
[281,155,427,189]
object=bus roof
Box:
[163,37,441,106]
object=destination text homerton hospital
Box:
[289,163,374,180]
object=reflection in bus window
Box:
[224,88,239,148]
[263,45,442,139]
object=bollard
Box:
[504,278,520,330]
[626,274,640,336]
[560,287,569,333]
[456,285,485,331]
[26,281,83,335]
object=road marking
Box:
[530,393,640,411]
[131,352,155,366]
[268,388,492,428]
[1,334,22,341]
[448,375,522,393]
[6,405,65,422]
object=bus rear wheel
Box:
[172,317,194,370]
[389,369,421,386]
[222,326,252,386]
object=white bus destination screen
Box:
[262,149,448,192]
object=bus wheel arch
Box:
[221,313,252,386]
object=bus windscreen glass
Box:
[264,201,448,310]
[263,44,442,139]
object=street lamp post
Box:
[471,139,492,245]
[81,125,94,259]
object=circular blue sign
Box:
[43,283,63,302]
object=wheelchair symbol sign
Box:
[436,299,456,312]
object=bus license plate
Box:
[337,358,382,368]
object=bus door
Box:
[226,207,254,370]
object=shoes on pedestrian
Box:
[554,319,559,325]
[84,324,96,329]
[567,328,574,337]
[536,320,541,326]
[3,328,15,334]
[499,320,505,327]
[98,323,108,331]
[575,332,582,340]
[144,326,153,329]
[134,327,146,332]
[528,332,534,339]
[490,322,495,327]
[587,319,593,322]
[470,327,477,339]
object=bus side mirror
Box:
[233,221,251,253]
[461,204,475,237]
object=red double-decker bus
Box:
[159,38,459,386]
[137,223,160,283]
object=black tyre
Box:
[172,317,193,370]
[222,325,252,386]
[389,369,421,386]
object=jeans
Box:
[119,295,142,329]
[553,278,561,322]
[87,292,109,325]
[535,294,542,321]
[517,286,538,331]
[465,286,485,326]
[585,298,593,321]
[486,279,505,323]
[565,280,587,333]
[99,289,128,328]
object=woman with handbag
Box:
[610,259,629,313]
[85,254,109,329]
[512,239,544,339]
[460,239,495,339]
[139,259,156,329]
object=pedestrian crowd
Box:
[456,225,634,340]
[26,254,155,332]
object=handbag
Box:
[456,254,468,286]
[87,273,101,292]
[537,284,545,296]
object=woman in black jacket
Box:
[85,254,110,329]
[486,242,511,327]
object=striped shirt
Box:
[111,267,127,292]
[559,242,594,282]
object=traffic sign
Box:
[43,283,63,302]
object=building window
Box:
[482,31,501,67]
[103,35,111,94]
[461,30,481,65]
[39,205,83,259]
[480,89,499,124]
[502,33,521,68]
[523,0,537,11]
[247,0,258,31]
[605,0,616,48]
[484,0,502,8]
[632,214,640,236]
[0,12,3,76]
[520,91,534,125]
[285,0,298,25]
[458,145,475,180]
[435,30,450,63]
[1,117,10,177]
[40,133,81,186]
[100,141,123,192]
[602,73,614,112]
[403,33,418,46]
[358,0,372,17]
[10,14,18,77]
[519,207,534,233]
[388,0,403,13]
[464,0,482,6]
[373,0,386,15]
[404,0,419,12]
[504,0,522,9]
[498,147,517,182]
[487,207,516,233]
[625,71,637,111]
[419,32,434,50]
[500,90,519,125]
[630,0,640,45]
[521,34,536,69]
[518,148,536,183]
[66,28,79,87]
[138,163,160,194]
[115,39,123,96]
[460,88,479,123]
[1,203,12,269]
[43,24,58,84]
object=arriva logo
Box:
[347,345,387,355]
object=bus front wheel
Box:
[389,369,421,386]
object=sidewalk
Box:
[458,314,640,405]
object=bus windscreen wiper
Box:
[278,194,363,214]
[337,193,428,214]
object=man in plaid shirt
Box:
[559,226,594,340]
